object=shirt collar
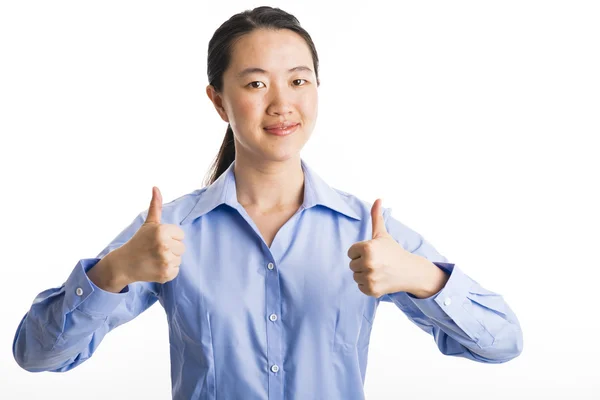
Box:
[180,158,361,224]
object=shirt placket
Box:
[265,258,284,399]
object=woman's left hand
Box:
[347,199,434,298]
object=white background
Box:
[1,1,598,399]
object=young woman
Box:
[13,6,522,400]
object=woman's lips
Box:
[264,123,299,136]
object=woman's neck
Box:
[233,153,305,213]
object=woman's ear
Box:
[206,85,229,123]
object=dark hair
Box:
[202,6,320,187]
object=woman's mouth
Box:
[264,123,300,136]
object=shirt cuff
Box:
[387,262,497,347]
[63,258,130,317]
[405,262,473,320]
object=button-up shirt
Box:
[13,158,523,399]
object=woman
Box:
[13,6,523,399]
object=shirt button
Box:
[76,287,84,296]
[269,313,278,322]
[267,262,274,270]
[443,297,452,306]
[270,364,279,373]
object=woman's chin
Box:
[261,147,304,162]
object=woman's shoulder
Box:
[327,186,390,221]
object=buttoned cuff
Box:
[387,262,499,346]
[402,262,472,319]
[63,258,129,317]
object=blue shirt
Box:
[13,158,523,399]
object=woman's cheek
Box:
[236,97,263,121]
[300,90,318,116]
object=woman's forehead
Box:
[228,29,313,73]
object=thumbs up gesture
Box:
[117,187,186,285]
[347,199,432,298]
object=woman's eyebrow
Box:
[236,65,313,78]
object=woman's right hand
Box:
[115,186,186,284]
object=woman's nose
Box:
[267,87,294,116]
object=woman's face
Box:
[207,28,319,163]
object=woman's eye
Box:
[248,81,265,89]
[247,79,307,88]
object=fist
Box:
[347,199,422,298]
[119,186,186,284]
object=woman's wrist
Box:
[87,249,132,293]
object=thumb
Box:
[371,198,388,239]
[145,186,163,224]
